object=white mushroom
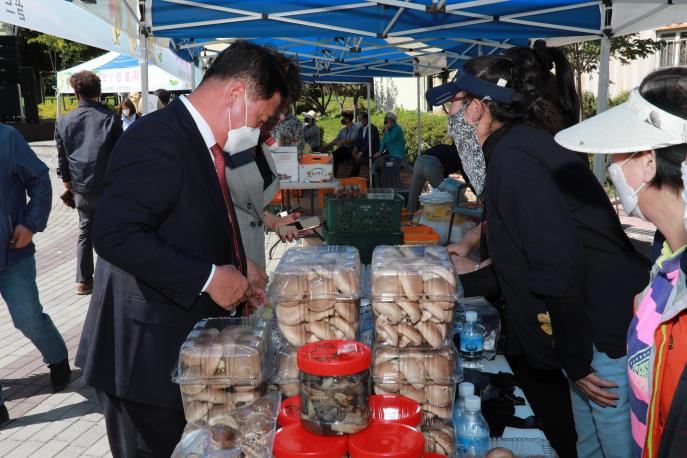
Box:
[375,315,399,346]
[334,301,358,323]
[278,322,308,347]
[331,316,356,340]
[426,384,453,408]
[400,385,427,404]
[308,299,336,312]
[372,302,403,324]
[399,274,423,302]
[399,356,426,390]
[415,321,445,349]
[397,300,422,324]
[276,302,308,325]
[307,321,338,341]
[397,323,424,346]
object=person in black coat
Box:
[426,43,649,458]
[75,41,289,457]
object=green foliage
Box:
[314,109,450,163]
[562,34,665,76]
[582,91,597,119]
[25,33,91,72]
[581,90,630,120]
[38,96,118,120]
[609,90,630,107]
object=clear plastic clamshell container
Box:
[271,246,361,348]
[422,416,455,458]
[173,314,274,425]
[272,343,300,398]
[454,297,502,361]
[371,246,457,348]
[171,392,281,458]
[372,345,462,423]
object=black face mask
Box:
[341,119,347,125]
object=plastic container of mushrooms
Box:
[297,340,372,436]
[271,246,362,348]
[173,313,274,426]
[272,343,300,399]
[371,246,457,349]
[372,344,461,456]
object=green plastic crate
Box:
[325,231,403,264]
[324,193,404,233]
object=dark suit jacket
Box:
[75,99,246,410]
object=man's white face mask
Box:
[223,90,260,155]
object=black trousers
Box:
[506,354,579,458]
[74,192,100,283]
[349,153,367,178]
[332,146,352,177]
[95,389,186,458]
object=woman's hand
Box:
[446,241,472,258]
[451,254,481,275]
[266,211,305,242]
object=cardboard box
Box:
[270,146,299,183]
[299,154,333,183]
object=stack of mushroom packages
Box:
[370,245,462,457]
[175,315,273,426]
[271,246,361,398]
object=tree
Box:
[17,29,102,96]
[562,34,664,116]
[299,83,334,115]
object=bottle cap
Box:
[464,395,481,412]
[466,311,478,322]
[459,382,474,397]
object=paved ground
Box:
[0,141,654,457]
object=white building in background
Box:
[373,77,430,112]
[375,24,687,109]
[580,24,686,98]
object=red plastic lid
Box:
[278,396,302,427]
[423,455,448,458]
[370,395,422,428]
[297,340,371,376]
[348,423,425,458]
[274,424,348,458]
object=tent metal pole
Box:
[367,82,372,185]
[593,33,612,184]
[139,32,149,115]
[191,57,197,90]
[56,88,62,122]
[417,76,422,159]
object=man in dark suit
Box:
[75,41,288,457]
[350,111,380,177]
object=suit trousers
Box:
[74,192,100,283]
[507,354,578,458]
[95,389,186,458]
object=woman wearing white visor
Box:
[556,67,687,458]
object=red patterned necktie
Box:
[210,143,243,272]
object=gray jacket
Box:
[226,147,279,269]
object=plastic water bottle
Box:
[453,382,475,429]
[456,395,490,457]
[460,311,485,369]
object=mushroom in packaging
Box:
[171,392,281,458]
[173,314,274,425]
[371,344,461,457]
[371,246,457,348]
[272,343,300,399]
[297,340,372,436]
[272,246,361,347]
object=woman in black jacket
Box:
[426,44,649,458]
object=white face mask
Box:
[122,109,131,117]
[607,153,648,220]
[223,90,260,155]
[681,161,687,230]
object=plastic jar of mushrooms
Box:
[297,340,372,436]
[271,246,362,348]
[370,246,457,349]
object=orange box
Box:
[402,225,441,246]
[299,154,333,183]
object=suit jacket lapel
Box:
[170,100,234,244]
